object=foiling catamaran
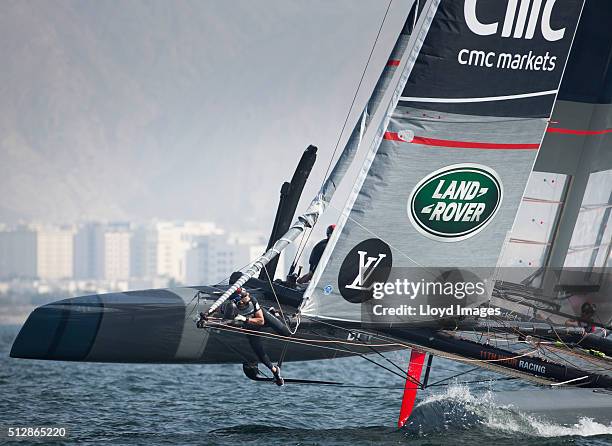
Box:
[11,0,612,427]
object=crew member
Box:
[565,302,608,337]
[297,224,335,284]
[222,288,289,385]
[565,302,601,333]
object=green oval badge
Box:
[408,163,503,242]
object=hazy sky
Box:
[0,0,412,235]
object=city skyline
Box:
[0,219,301,295]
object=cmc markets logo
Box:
[408,164,503,242]
[337,239,392,303]
[464,0,566,41]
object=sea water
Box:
[1,325,610,445]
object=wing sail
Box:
[301,0,586,325]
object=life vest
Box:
[237,297,260,317]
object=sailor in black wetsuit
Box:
[224,288,289,386]
[298,224,335,284]
[565,302,606,336]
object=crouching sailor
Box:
[223,288,290,386]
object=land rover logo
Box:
[408,163,503,242]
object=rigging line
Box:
[184,260,261,319]
[550,376,590,387]
[278,342,289,369]
[301,314,406,343]
[205,326,271,379]
[398,332,542,365]
[426,377,518,387]
[293,0,394,268]
[325,376,518,390]
[311,329,423,387]
[185,290,203,320]
[201,321,402,348]
[306,325,420,384]
[261,263,298,364]
[300,315,541,366]
[544,345,612,373]
[291,225,311,273]
[548,325,591,370]
[312,324,478,377]
[304,314,409,376]
[340,328,410,376]
[424,366,490,388]
[185,256,268,321]
[204,321,419,386]
[326,201,436,276]
[204,322,406,360]
[327,343,411,382]
[389,332,541,364]
[306,315,471,356]
[263,263,302,335]
[366,344,411,376]
[186,287,226,322]
[214,258,260,288]
[289,226,308,272]
[188,297,211,354]
[488,319,581,369]
[403,115,545,125]
[321,0,393,183]
[552,333,612,368]
[436,347,539,364]
[484,317,609,373]
[262,264,287,326]
[543,337,612,373]
[563,353,612,373]
[487,314,555,352]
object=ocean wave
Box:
[405,383,612,438]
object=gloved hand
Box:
[234,314,247,323]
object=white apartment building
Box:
[131,221,223,284]
[0,226,37,279]
[0,225,74,280]
[185,234,236,286]
[100,223,131,280]
[185,231,274,286]
[37,226,74,279]
[0,221,280,287]
[74,222,131,280]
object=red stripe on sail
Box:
[383,132,539,150]
[398,350,426,428]
[387,59,401,66]
[384,131,403,141]
[546,127,612,136]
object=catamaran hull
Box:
[9,286,392,363]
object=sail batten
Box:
[400,90,559,103]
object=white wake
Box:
[413,383,612,437]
